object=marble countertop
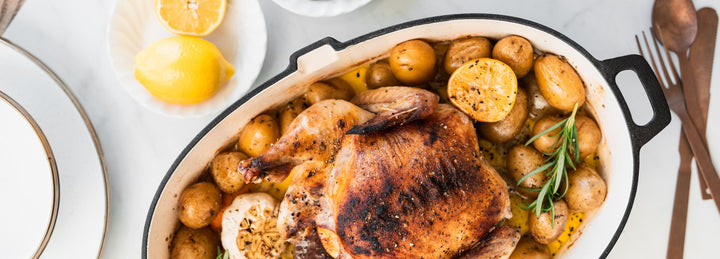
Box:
[5,0,720,257]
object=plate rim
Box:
[0,37,110,258]
[0,89,59,259]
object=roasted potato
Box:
[304,80,355,105]
[171,226,220,259]
[389,39,437,85]
[238,114,280,157]
[478,88,529,143]
[530,115,564,154]
[278,97,308,134]
[534,54,586,112]
[211,152,248,193]
[529,199,568,244]
[443,37,492,74]
[566,166,607,212]
[365,61,400,89]
[507,145,548,199]
[178,182,222,229]
[522,73,559,118]
[508,236,551,259]
[575,115,602,159]
[492,35,534,78]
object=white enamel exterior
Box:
[146,18,636,258]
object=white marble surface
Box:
[4,0,720,258]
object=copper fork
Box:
[636,28,720,213]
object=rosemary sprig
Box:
[216,246,229,259]
[518,103,580,227]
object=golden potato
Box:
[478,88,529,143]
[211,152,248,193]
[575,115,601,159]
[534,54,586,112]
[304,81,354,105]
[178,182,222,229]
[529,199,568,244]
[238,114,280,157]
[389,39,437,85]
[492,35,534,78]
[566,167,607,212]
[365,61,400,89]
[522,73,559,118]
[508,237,551,259]
[171,226,219,259]
[507,145,548,199]
[443,37,492,74]
[531,115,564,154]
[278,97,308,134]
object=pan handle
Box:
[599,54,671,148]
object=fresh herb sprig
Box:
[216,246,229,259]
[518,103,580,226]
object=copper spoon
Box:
[653,0,718,199]
[0,0,26,36]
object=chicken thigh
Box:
[239,87,511,258]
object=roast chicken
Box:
[239,87,514,258]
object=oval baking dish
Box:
[143,14,670,258]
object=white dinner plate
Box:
[107,0,268,118]
[272,0,373,17]
[0,90,58,258]
[0,38,109,258]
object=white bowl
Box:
[143,14,671,258]
[107,0,267,118]
[273,0,372,17]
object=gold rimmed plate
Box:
[0,38,109,258]
[0,90,58,258]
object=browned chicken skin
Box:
[239,87,511,258]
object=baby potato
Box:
[507,145,548,199]
[478,88,529,143]
[534,54,586,112]
[443,37,492,74]
[389,39,437,85]
[178,182,222,229]
[529,199,568,244]
[566,167,607,212]
[238,114,280,157]
[211,152,248,193]
[522,73,559,118]
[492,35,534,78]
[575,115,602,159]
[365,61,400,89]
[508,236,551,259]
[531,115,564,154]
[171,226,219,259]
[278,97,308,134]
[304,80,355,105]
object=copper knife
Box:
[667,7,717,259]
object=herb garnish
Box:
[216,246,229,259]
[519,103,580,226]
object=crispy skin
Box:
[325,104,510,258]
[458,225,521,259]
[239,100,374,183]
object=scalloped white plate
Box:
[273,0,372,17]
[107,0,267,118]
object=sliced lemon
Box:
[448,58,518,122]
[156,0,227,37]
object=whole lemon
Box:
[134,36,234,104]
